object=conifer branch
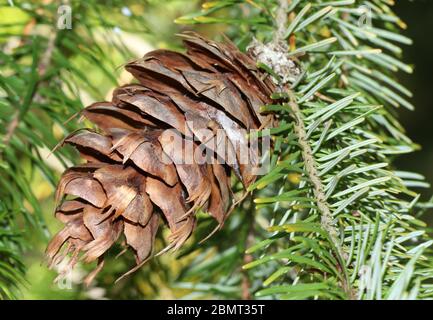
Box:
[274,0,341,257]
[287,90,352,297]
[176,0,433,300]
[272,0,352,298]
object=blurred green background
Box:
[394,0,433,204]
[0,0,432,299]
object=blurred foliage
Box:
[393,0,433,208]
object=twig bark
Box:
[273,1,341,245]
[273,0,354,299]
[274,0,288,45]
[287,91,344,259]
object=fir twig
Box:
[176,0,433,300]
[273,0,352,299]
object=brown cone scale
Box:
[46,32,276,283]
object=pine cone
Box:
[46,32,275,283]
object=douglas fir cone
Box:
[46,32,276,284]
